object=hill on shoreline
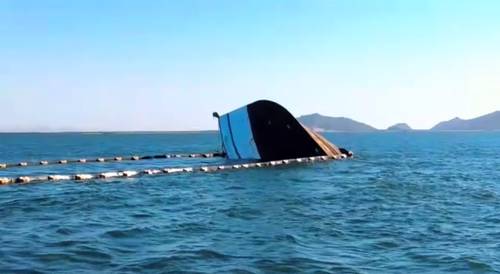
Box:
[431,111,500,131]
[297,113,377,132]
[299,110,500,132]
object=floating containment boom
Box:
[216,100,345,161]
[0,100,353,186]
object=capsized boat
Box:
[214,100,352,161]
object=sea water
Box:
[0,132,499,273]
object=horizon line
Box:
[1,129,499,134]
[1,108,498,133]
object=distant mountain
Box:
[297,113,377,132]
[387,123,412,131]
[431,111,500,131]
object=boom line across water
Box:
[0,152,225,170]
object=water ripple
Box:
[1,132,500,273]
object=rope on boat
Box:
[0,152,225,170]
[0,154,349,186]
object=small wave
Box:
[170,222,210,234]
[253,257,361,274]
[464,257,495,272]
[224,185,247,190]
[371,238,400,249]
[55,227,74,235]
[103,227,154,238]
[71,249,113,262]
[186,249,233,260]
[35,250,111,265]
[221,269,256,274]
[273,234,301,245]
[404,251,496,272]
[219,207,263,220]
[121,249,235,271]
[131,212,154,219]
[49,240,87,247]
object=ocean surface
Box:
[1,132,499,273]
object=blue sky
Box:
[1,0,499,131]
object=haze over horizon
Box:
[1,0,499,132]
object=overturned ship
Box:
[215,100,352,161]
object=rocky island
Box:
[387,123,412,131]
